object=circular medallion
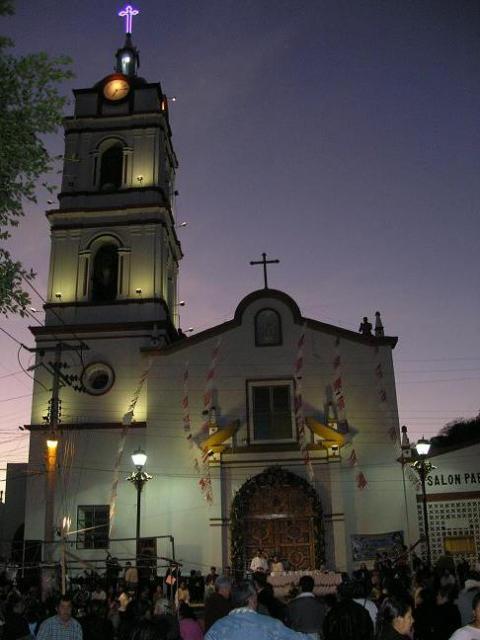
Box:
[82,362,115,396]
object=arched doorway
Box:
[230,466,324,576]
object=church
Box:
[23,13,417,579]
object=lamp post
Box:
[127,448,152,560]
[411,437,435,567]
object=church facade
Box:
[23,25,417,576]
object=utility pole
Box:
[43,343,62,566]
[26,342,88,576]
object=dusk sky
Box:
[1,1,479,474]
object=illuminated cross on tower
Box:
[249,252,280,289]
[118,4,140,34]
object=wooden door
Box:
[245,483,315,570]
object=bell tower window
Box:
[99,144,124,191]
[91,244,119,302]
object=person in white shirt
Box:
[250,549,269,573]
[450,592,480,640]
[91,584,107,601]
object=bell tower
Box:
[44,7,182,340]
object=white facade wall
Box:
[24,290,415,573]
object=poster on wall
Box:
[351,531,404,561]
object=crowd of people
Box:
[0,551,479,639]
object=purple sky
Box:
[1,0,479,472]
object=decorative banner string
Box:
[196,337,222,503]
[348,448,358,467]
[294,325,314,481]
[333,338,367,489]
[373,345,399,446]
[357,471,368,490]
[182,361,201,476]
[109,359,152,534]
[332,337,348,430]
[201,337,222,434]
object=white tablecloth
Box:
[267,571,342,597]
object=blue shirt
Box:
[36,615,83,640]
[205,608,310,640]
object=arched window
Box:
[255,308,282,346]
[99,144,123,191]
[91,244,118,302]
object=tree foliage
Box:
[431,415,480,451]
[0,0,72,316]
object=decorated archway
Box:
[230,466,324,576]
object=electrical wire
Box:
[17,345,49,392]
[0,326,26,348]
[0,370,25,380]
[20,275,88,369]
[0,393,33,404]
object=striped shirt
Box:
[37,615,83,640]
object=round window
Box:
[82,362,115,396]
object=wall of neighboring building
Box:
[2,463,27,560]
[416,442,480,565]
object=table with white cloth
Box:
[267,570,342,598]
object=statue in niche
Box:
[255,309,282,346]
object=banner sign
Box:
[351,530,404,561]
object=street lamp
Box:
[126,448,152,560]
[411,436,436,567]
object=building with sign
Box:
[415,441,480,565]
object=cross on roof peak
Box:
[118,4,140,34]
[249,252,280,289]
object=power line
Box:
[0,370,24,380]
[0,393,33,404]
[17,345,49,392]
[0,326,26,348]
[20,275,88,361]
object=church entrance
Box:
[230,466,324,577]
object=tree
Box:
[0,0,72,316]
[431,416,480,451]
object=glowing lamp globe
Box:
[415,437,431,457]
[132,448,147,469]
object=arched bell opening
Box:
[91,243,119,302]
[99,144,124,191]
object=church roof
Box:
[145,288,398,354]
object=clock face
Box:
[103,77,130,101]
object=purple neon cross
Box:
[118,4,140,34]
